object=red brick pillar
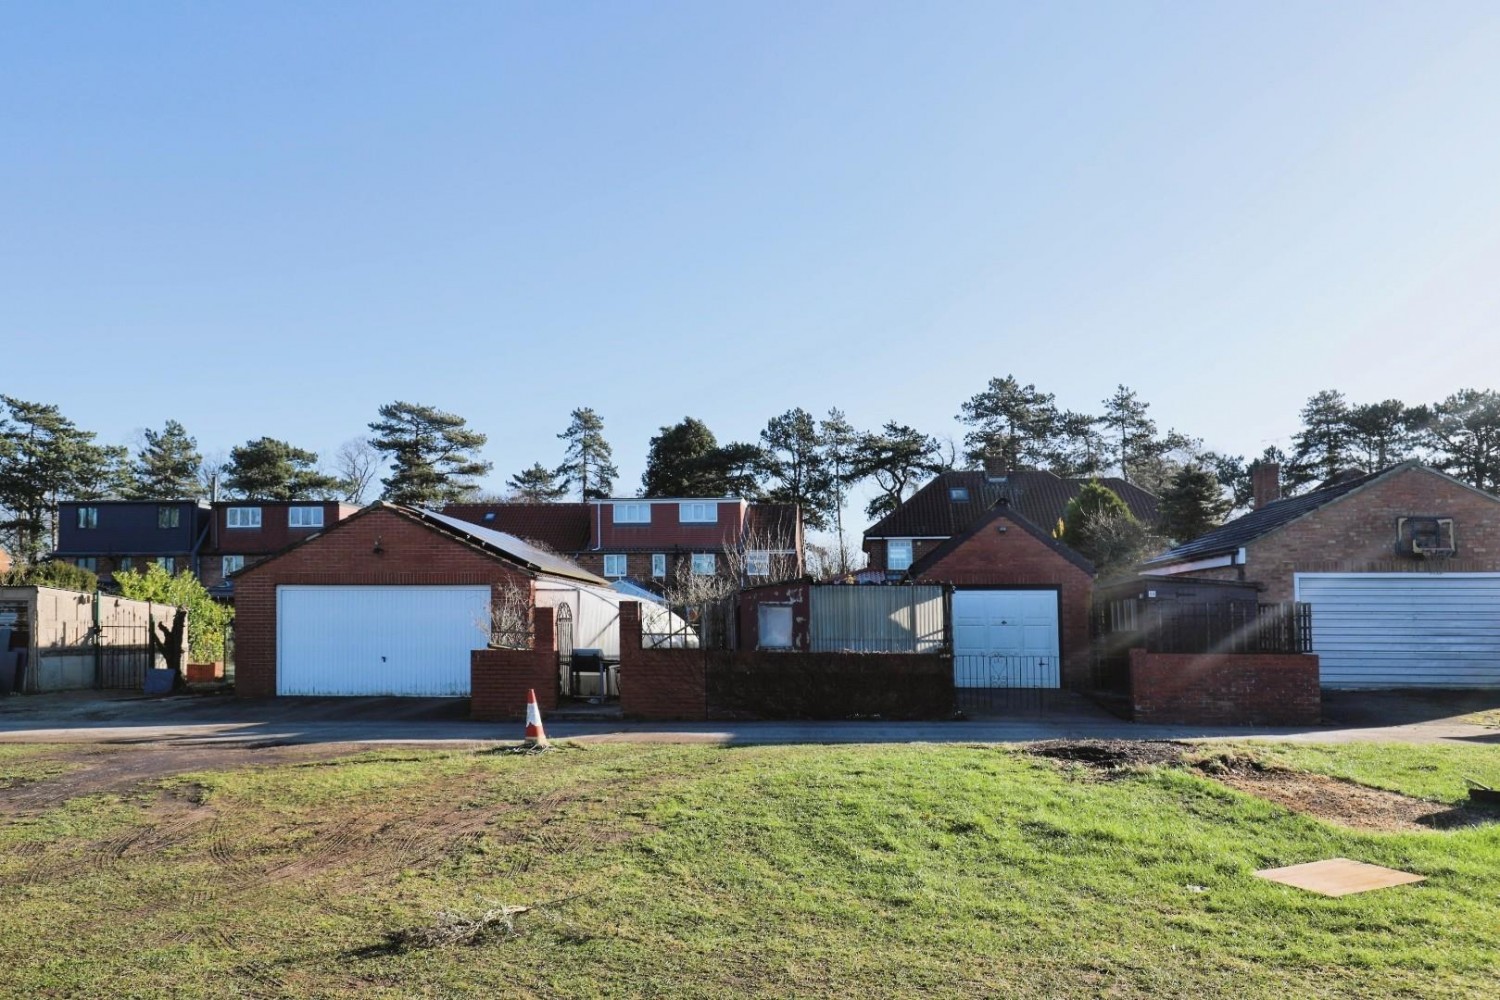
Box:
[618,601,641,663]
[534,606,555,652]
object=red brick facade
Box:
[233,506,536,697]
[1176,466,1500,602]
[1128,649,1321,725]
[911,512,1094,690]
[471,607,559,721]
[618,601,708,720]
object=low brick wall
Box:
[471,608,559,721]
[617,601,952,721]
[1128,648,1321,726]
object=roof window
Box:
[949,487,970,502]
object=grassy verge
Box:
[0,742,1496,998]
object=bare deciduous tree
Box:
[333,437,382,504]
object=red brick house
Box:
[1142,461,1500,688]
[443,497,803,595]
[863,468,1158,575]
[204,500,362,593]
[233,503,606,698]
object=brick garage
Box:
[1128,650,1321,726]
[910,505,1094,690]
[234,504,605,698]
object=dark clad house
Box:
[54,500,211,582]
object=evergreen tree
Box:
[1060,481,1149,577]
[1050,410,1108,478]
[222,437,342,500]
[1424,389,1500,491]
[556,408,618,500]
[820,408,861,565]
[130,420,203,499]
[956,375,1060,469]
[640,418,764,498]
[1157,465,1232,544]
[852,422,943,519]
[507,462,570,502]
[1345,399,1424,469]
[368,401,492,505]
[1288,389,1352,489]
[0,396,120,563]
[1100,385,1155,482]
[760,407,835,530]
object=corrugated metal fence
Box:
[808,585,947,653]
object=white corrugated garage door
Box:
[277,585,491,696]
[952,589,1060,688]
[1296,573,1500,688]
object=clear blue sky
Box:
[4,2,1499,511]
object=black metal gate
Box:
[98,624,152,690]
[953,654,1059,716]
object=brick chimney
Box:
[1252,462,1281,510]
[983,456,1009,481]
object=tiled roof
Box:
[745,503,801,540]
[1143,465,1395,565]
[440,503,591,554]
[864,470,1160,540]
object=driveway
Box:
[0,689,1496,748]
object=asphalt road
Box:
[0,690,1495,748]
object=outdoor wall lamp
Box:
[373,536,384,555]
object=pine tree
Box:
[1345,399,1423,469]
[956,375,1060,469]
[1288,389,1352,489]
[0,397,120,563]
[820,408,861,565]
[1100,385,1155,483]
[760,407,834,530]
[1157,465,1232,544]
[507,462,569,502]
[556,408,618,500]
[1425,389,1500,491]
[851,423,943,519]
[222,438,342,500]
[130,420,203,499]
[368,401,492,505]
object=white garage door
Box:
[1296,573,1500,688]
[952,589,1060,688]
[277,585,492,696]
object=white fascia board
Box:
[1139,554,1237,576]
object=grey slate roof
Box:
[1142,465,1393,566]
[864,470,1160,540]
[407,506,608,585]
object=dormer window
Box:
[949,487,970,502]
[227,507,262,529]
[680,502,717,523]
[613,503,650,524]
[288,506,324,528]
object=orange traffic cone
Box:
[523,688,549,748]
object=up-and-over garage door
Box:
[951,589,1061,688]
[276,585,491,696]
[1296,573,1500,688]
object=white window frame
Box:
[887,538,914,572]
[76,557,97,572]
[691,553,716,576]
[118,556,133,571]
[757,604,795,650]
[288,506,324,528]
[948,487,970,502]
[651,553,667,578]
[603,554,628,577]
[613,503,651,524]
[222,555,245,575]
[157,505,180,529]
[745,550,771,577]
[227,507,262,529]
[679,502,717,524]
[77,507,98,529]
[155,556,176,573]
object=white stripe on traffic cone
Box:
[523,688,549,747]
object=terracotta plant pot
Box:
[186,662,224,683]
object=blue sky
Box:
[4,2,1499,513]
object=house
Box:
[54,499,213,583]
[862,467,1159,576]
[201,499,362,595]
[233,502,610,698]
[1142,461,1500,688]
[443,498,804,596]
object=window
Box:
[652,553,666,578]
[757,605,794,649]
[948,487,970,502]
[482,511,496,522]
[77,507,98,529]
[226,507,262,528]
[613,503,650,524]
[76,557,97,572]
[222,555,245,575]
[679,502,717,523]
[603,554,628,577]
[155,556,176,573]
[288,506,324,528]
[691,553,716,575]
[157,506,180,529]
[746,550,771,577]
[118,557,133,571]
[887,538,913,572]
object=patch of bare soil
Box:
[1194,753,1497,833]
[1027,740,1189,771]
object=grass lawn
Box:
[2,740,1498,998]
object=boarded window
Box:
[758,605,794,649]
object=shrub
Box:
[0,559,100,592]
[114,564,233,663]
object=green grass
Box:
[1461,708,1500,728]
[1,742,1498,998]
[1240,742,1500,803]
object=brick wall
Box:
[1193,466,1500,602]
[233,506,535,697]
[618,601,707,719]
[1129,648,1321,725]
[913,515,1094,689]
[471,607,559,720]
[863,538,944,574]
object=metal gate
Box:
[98,624,152,690]
[953,654,1059,716]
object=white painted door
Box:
[277,585,492,696]
[1296,573,1500,688]
[951,589,1060,688]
